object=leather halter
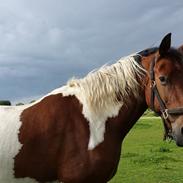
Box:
[150,56,183,139]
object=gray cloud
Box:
[0,0,183,103]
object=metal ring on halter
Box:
[162,109,169,120]
[150,80,156,88]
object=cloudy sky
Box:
[0,0,183,104]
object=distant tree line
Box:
[0,100,11,106]
[0,100,36,106]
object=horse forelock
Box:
[165,48,183,64]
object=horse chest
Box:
[59,134,122,183]
[59,150,120,183]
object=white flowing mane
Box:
[67,54,145,111]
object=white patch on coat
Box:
[0,104,58,182]
[0,105,36,183]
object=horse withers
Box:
[0,33,183,183]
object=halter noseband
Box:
[150,56,183,139]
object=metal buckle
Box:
[150,80,156,88]
[162,109,169,119]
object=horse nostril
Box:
[181,127,183,135]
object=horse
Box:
[0,33,183,183]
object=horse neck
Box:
[112,90,148,140]
[114,53,156,139]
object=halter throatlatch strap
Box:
[150,57,156,112]
[149,56,183,139]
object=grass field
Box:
[109,117,183,183]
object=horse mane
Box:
[66,55,146,112]
[138,47,158,56]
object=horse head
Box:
[141,33,183,146]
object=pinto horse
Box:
[1,33,183,183]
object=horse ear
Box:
[159,33,171,56]
[178,45,183,54]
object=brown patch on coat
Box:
[14,94,89,182]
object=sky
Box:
[0,0,183,104]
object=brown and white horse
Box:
[1,33,183,183]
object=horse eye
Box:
[159,76,168,85]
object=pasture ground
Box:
[110,117,183,183]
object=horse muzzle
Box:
[171,117,183,147]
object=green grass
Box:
[109,117,183,183]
